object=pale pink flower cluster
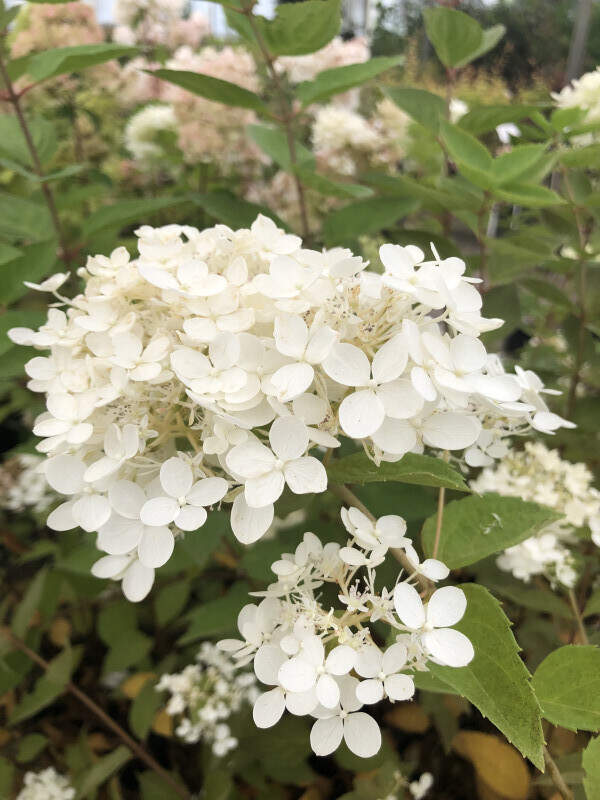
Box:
[113,10,211,48]
[10,2,104,58]
[162,46,265,171]
[276,36,369,84]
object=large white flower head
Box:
[553,66,600,124]
[471,442,600,587]
[218,507,473,759]
[16,768,75,800]
[9,216,572,601]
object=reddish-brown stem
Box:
[0,44,71,267]
[2,630,191,799]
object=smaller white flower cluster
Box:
[471,442,600,587]
[124,104,177,163]
[0,453,55,513]
[553,66,600,124]
[218,507,473,759]
[156,642,258,756]
[16,768,75,800]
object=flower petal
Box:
[284,457,327,496]
[160,457,193,498]
[278,656,317,693]
[339,390,385,439]
[230,494,273,544]
[122,560,155,602]
[310,716,344,757]
[426,586,466,628]
[394,582,426,629]
[356,679,384,705]
[254,644,287,686]
[323,342,371,387]
[253,688,286,729]
[422,628,474,667]
[137,526,174,568]
[343,712,381,758]
[245,470,285,508]
[316,674,340,709]
[139,496,179,526]
[384,673,415,701]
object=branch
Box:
[0,45,71,268]
[543,745,575,800]
[2,630,191,799]
[330,483,432,594]
[567,588,589,645]
[238,2,311,240]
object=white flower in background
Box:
[124,104,177,162]
[16,767,75,800]
[218,507,473,759]
[471,442,600,586]
[8,215,573,598]
[449,98,468,123]
[0,454,55,513]
[157,642,257,755]
[553,66,600,124]
[410,772,434,799]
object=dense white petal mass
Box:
[15,215,572,639]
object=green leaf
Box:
[138,771,186,800]
[251,0,341,57]
[421,494,561,569]
[97,601,137,645]
[129,679,162,740]
[532,646,600,732]
[202,770,234,800]
[74,746,131,799]
[0,240,58,304]
[429,584,544,768]
[9,645,82,725]
[560,144,600,168]
[294,169,373,200]
[323,196,419,245]
[16,733,48,763]
[0,114,57,167]
[155,582,190,627]
[583,735,600,799]
[458,24,506,67]
[247,124,315,171]
[493,182,563,207]
[584,590,600,618]
[384,87,445,134]
[327,452,470,492]
[439,119,493,182]
[149,69,267,113]
[491,144,549,186]
[0,757,14,798]
[297,56,403,107]
[0,193,53,243]
[459,104,540,136]
[178,582,251,644]
[82,196,189,237]
[15,44,137,83]
[104,630,152,673]
[191,190,288,230]
[485,577,573,620]
[519,278,574,312]
[423,7,483,69]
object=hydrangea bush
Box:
[0,1,599,798]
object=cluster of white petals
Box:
[471,442,600,586]
[218,507,473,758]
[553,66,600,124]
[0,454,55,513]
[157,642,258,755]
[16,768,75,800]
[124,104,177,163]
[10,215,573,602]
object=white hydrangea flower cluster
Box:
[218,506,473,758]
[312,105,383,175]
[156,642,258,755]
[553,66,600,124]
[0,453,55,513]
[471,442,600,587]
[9,216,573,602]
[124,104,177,163]
[16,768,75,800]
